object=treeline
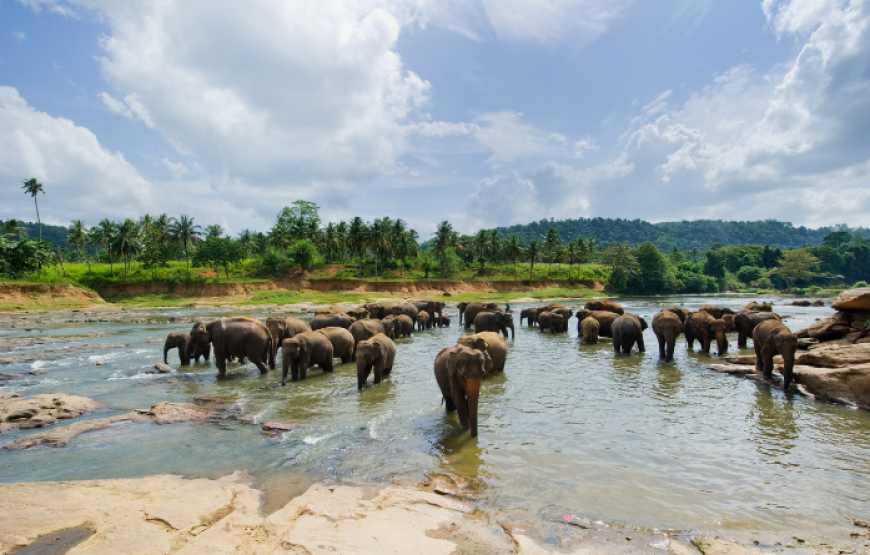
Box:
[492,217,870,251]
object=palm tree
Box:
[68,220,90,271]
[526,240,540,279]
[504,234,522,277]
[433,220,455,271]
[269,224,292,251]
[349,217,367,273]
[323,222,337,263]
[3,219,27,239]
[113,218,142,281]
[489,229,502,264]
[335,221,349,262]
[566,239,582,279]
[205,224,224,240]
[170,215,202,272]
[21,178,45,238]
[97,219,117,277]
[368,218,391,286]
[238,229,254,257]
[543,227,561,277]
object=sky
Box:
[1,0,869,237]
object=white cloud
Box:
[479,0,632,45]
[161,158,190,180]
[11,31,26,42]
[99,92,131,118]
[473,111,573,166]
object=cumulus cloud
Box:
[479,0,633,45]
[473,111,574,166]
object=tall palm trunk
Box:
[34,197,41,238]
[108,248,115,278]
[184,239,190,272]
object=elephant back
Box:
[653,310,684,335]
[316,327,354,360]
[588,310,620,337]
[458,331,507,372]
[349,319,385,347]
[584,300,624,315]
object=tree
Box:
[0,237,51,277]
[3,219,27,239]
[737,265,763,284]
[21,178,44,238]
[704,249,726,278]
[689,247,700,263]
[543,227,562,277]
[68,220,90,272]
[368,218,391,285]
[631,242,675,294]
[777,248,820,289]
[349,217,367,273]
[97,219,118,277]
[237,229,254,257]
[600,243,639,289]
[170,215,202,272]
[276,200,321,242]
[112,218,142,281]
[823,230,852,249]
[669,245,684,266]
[193,237,247,278]
[504,234,522,276]
[526,240,540,278]
[205,224,224,240]
[433,221,455,272]
[288,239,319,271]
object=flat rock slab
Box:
[798,342,870,368]
[150,363,176,374]
[794,364,870,409]
[709,364,761,376]
[0,393,102,432]
[832,287,870,311]
[261,422,300,432]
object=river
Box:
[1,295,868,547]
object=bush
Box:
[736,265,763,284]
[288,239,319,270]
[854,281,869,289]
[751,277,774,289]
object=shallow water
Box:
[1,297,868,544]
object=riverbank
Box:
[0,279,606,312]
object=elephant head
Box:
[447,345,492,437]
[765,327,798,390]
[356,338,383,367]
[381,318,396,339]
[495,312,515,338]
[708,318,729,354]
[191,321,211,343]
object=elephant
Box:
[349,319,386,358]
[456,302,468,325]
[266,316,312,370]
[346,307,369,320]
[417,311,430,331]
[414,301,445,327]
[310,313,356,331]
[462,302,500,330]
[190,337,211,363]
[390,303,419,321]
[537,311,566,333]
[744,301,773,312]
[753,320,799,390]
[584,300,624,315]
[580,317,600,343]
[685,312,729,354]
[699,305,735,319]
[520,307,540,326]
[281,330,334,384]
[457,331,507,372]
[383,314,414,338]
[663,306,690,324]
[652,310,683,362]
[734,312,782,348]
[191,317,272,376]
[314,306,344,314]
[438,316,451,327]
[576,310,620,337]
[164,332,193,366]
[473,311,515,338]
[364,303,389,320]
[316,327,355,364]
[434,344,492,437]
[356,333,396,389]
[612,313,647,354]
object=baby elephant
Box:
[281,331,334,385]
[356,333,397,389]
[417,310,430,331]
[580,317,600,343]
[164,332,192,365]
[753,320,798,390]
[612,313,648,354]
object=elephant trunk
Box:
[163,344,170,364]
[781,352,795,390]
[509,321,515,339]
[466,378,481,437]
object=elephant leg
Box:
[443,395,456,412]
[754,348,763,372]
[738,332,747,349]
[657,334,666,357]
[450,380,469,430]
[666,337,676,362]
[323,359,334,373]
[373,363,383,384]
[254,357,269,374]
[637,335,645,353]
[291,361,300,381]
[281,363,290,385]
[342,352,352,364]
[216,356,228,376]
[299,363,308,380]
[613,335,621,354]
[762,353,774,380]
[360,363,372,387]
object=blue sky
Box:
[1,0,868,237]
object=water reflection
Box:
[749,388,799,460]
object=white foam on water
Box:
[30,360,46,370]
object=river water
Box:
[1,296,868,546]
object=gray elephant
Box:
[520,307,541,327]
[384,314,414,338]
[537,311,566,333]
[473,311,515,338]
[346,306,369,320]
[753,320,798,390]
[356,333,396,389]
[417,310,430,331]
[580,317,600,343]
[663,306,690,324]
[281,330,334,384]
[652,310,683,362]
[612,313,647,354]
[699,305,735,319]
[414,301,445,327]
[438,315,451,327]
[462,302,500,330]
[363,303,389,319]
[576,310,620,337]
[685,312,729,354]
[458,331,507,372]
[191,317,272,376]
[266,316,311,370]
[584,300,624,315]
[349,319,386,358]
[164,332,193,366]
[434,344,492,437]
[390,303,419,322]
[456,302,468,325]
[734,312,781,348]
[310,313,356,331]
[316,327,355,364]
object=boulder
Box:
[138,402,211,425]
[693,536,775,555]
[797,343,870,368]
[832,288,870,311]
[797,338,819,350]
[261,422,300,432]
[151,363,176,374]
[0,393,102,432]
[804,312,853,340]
[794,364,870,409]
[744,301,773,312]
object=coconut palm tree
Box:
[237,229,254,257]
[349,217,367,273]
[113,218,142,281]
[526,240,540,279]
[68,220,90,271]
[21,178,45,238]
[322,222,337,263]
[368,218,391,286]
[205,224,224,240]
[504,234,522,277]
[543,227,562,277]
[335,221,349,262]
[433,220,455,271]
[97,219,118,277]
[170,215,202,272]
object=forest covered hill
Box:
[492,218,870,251]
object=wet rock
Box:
[0,393,102,433]
[671,539,703,555]
[798,343,870,368]
[798,338,819,349]
[787,300,813,307]
[138,402,212,425]
[5,413,135,449]
[804,312,854,341]
[794,364,870,409]
[723,355,783,366]
[709,364,760,376]
[17,414,57,429]
[0,372,24,381]
[692,536,775,555]
[261,422,300,432]
[152,363,176,374]
[194,396,235,404]
[832,288,870,311]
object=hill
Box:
[492,218,870,251]
[0,220,70,249]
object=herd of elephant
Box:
[162,298,797,439]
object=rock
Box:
[139,402,211,425]
[0,393,102,432]
[798,338,819,349]
[794,364,870,409]
[17,414,57,429]
[709,364,761,376]
[832,288,870,311]
[152,363,176,374]
[6,413,136,449]
[0,373,24,381]
[671,539,703,555]
[798,343,870,368]
[194,396,235,404]
[261,422,300,432]
[724,355,783,366]
[744,301,773,312]
[813,300,826,307]
[787,300,812,307]
[692,535,775,555]
[804,312,854,340]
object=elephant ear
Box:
[764,328,780,353]
[472,338,488,352]
[447,348,461,376]
[374,341,383,356]
[479,351,493,374]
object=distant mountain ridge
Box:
[0,220,70,249]
[493,218,870,251]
